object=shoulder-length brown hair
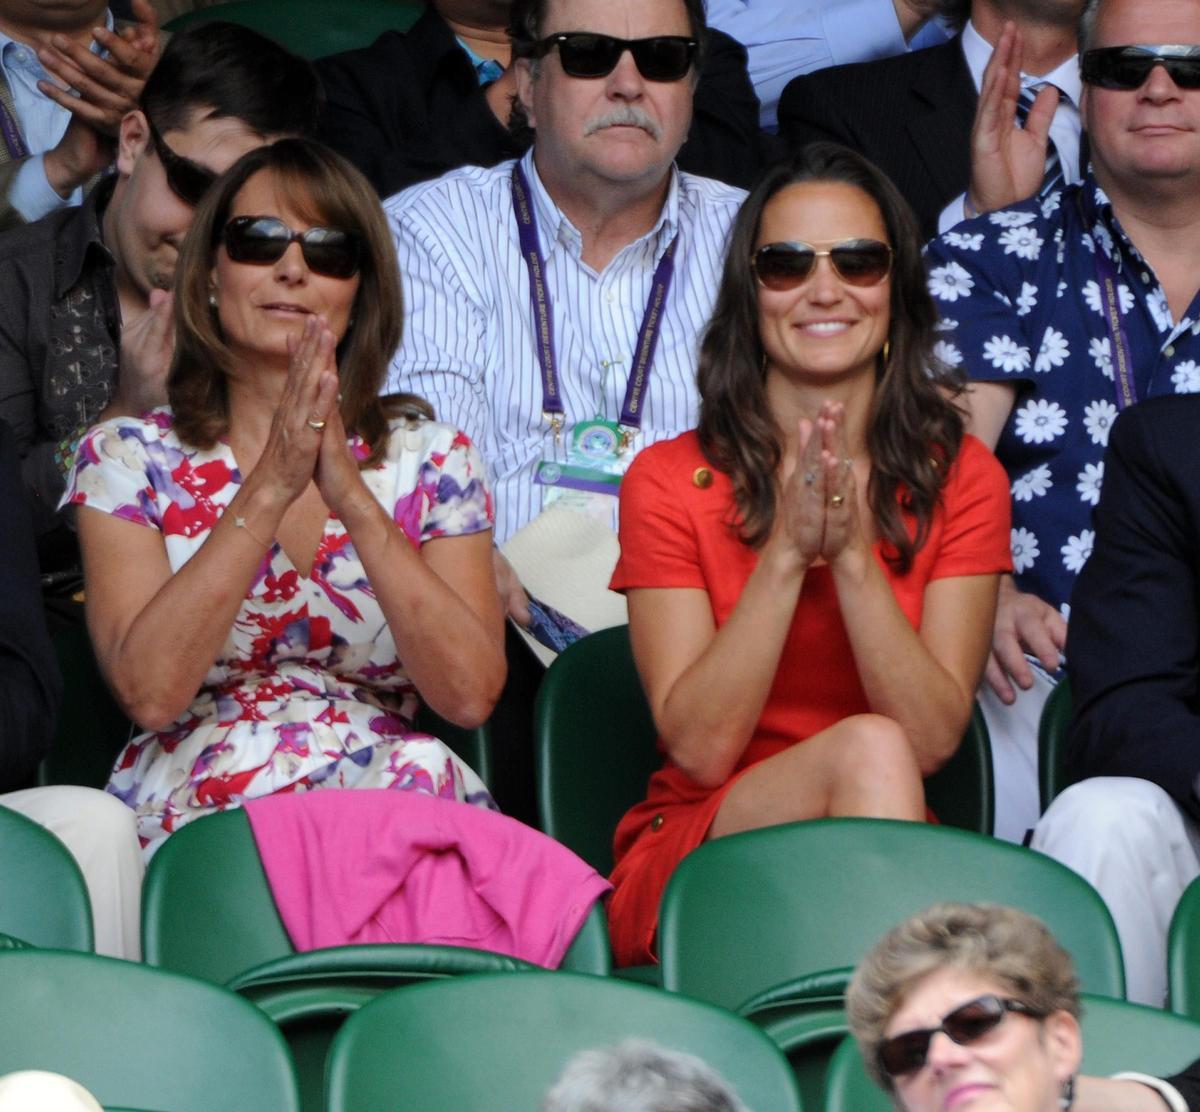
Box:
[697,142,965,572]
[170,137,426,466]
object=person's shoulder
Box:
[790,35,962,96]
[0,201,77,264]
[384,159,513,223]
[1113,394,1200,457]
[952,432,1007,483]
[626,430,706,485]
[382,414,476,458]
[677,170,747,211]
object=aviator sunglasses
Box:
[876,994,1046,1079]
[1082,45,1200,90]
[146,115,217,207]
[222,216,363,279]
[752,239,893,290]
[532,32,698,81]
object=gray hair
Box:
[541,1039,749,1112]
[846,903,1081,1091]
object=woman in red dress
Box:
[607,144,1012,966]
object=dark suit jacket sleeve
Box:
[0,160,30,234]
[1065,398,1200,817]
[0,420,60,790]
[677,28,773,190]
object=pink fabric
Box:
[244,791,611,968]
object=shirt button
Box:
[1142,272,1152,284]
[600,359,610,368]
[692,467,713,488]
[606,291,615,304]
[1166,345,1176,358]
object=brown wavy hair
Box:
[170,138,427,466]
[696,142,965,572]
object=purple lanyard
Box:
[0,98,29,161]
[511,162,678,443]
[1078,194,1137,410]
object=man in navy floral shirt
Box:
[926,0,1200,1006]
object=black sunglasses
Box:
[1082,45,1200,90]
[752,239,893,290]
[532,33,698,81]
[222,216,362,279]
[876,994,1046,1079]
[146,115,217,207]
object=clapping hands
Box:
[776,400,865,571]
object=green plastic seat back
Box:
[659,818,1125,1012]
[1169,874,1200,1018]
[823,994,1200,1112]
[0,949,299,1111]
[0,805,93,950]
[142,806,293,982]
[1038,676,1074,811]
[39,624,131,789]
[164,0,423,59]
[924,702,993,833]
[535,625,660,876]
[144,806,609,1110]
[326,971,803,1111]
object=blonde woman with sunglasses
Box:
[62,139,505,854]
[606,144,1011,967]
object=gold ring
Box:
[830,494,845,508]
[306,418,327,431]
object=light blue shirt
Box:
[706,0,951,131]
[1,10,113,222]
[455,37,504,86]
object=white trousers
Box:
[1032,777,1200,1006]
[0,787,143,961]
[977,665,1056,844]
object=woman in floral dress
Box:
[64,139,505,853]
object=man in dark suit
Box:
[777,0,1081,238]
[1033,396,1200,1011]
[315,0,771,195]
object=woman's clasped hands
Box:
[774,399,866,573]
[256,315,365,515]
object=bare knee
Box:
[830,715,924,819]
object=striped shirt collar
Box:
[519,148,683,268]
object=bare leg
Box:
[709,714,926,840]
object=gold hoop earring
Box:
[881,339,891,365]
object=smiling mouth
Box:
[261,303,311,314]
[797,321,854,334]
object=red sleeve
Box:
[610,439,707,592]
[929,435,1013,580]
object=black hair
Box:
[140,22,322,137]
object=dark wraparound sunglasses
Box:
[222,216,362,279]
[146,115,217,207]
[752,239,893,290]
[1082,45,1200,90]
[532,33,698,81]
[876,994,1047,1079]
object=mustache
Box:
[583,104,662,140]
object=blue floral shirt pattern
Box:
[924,176,1200,613]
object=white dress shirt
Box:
[937,19,1083,233]
[385,151,746,545]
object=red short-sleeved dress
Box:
[606,431,1012,966]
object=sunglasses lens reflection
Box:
[224,217,361,279]
[754,241,892,290]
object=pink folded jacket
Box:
[244,790,611,968]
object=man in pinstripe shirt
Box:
[385,0,746,626]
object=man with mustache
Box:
[314,0,766,194]
[385,0,744,817]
